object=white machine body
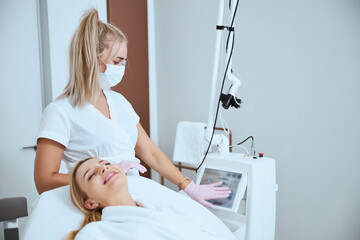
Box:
[196,153,277,240]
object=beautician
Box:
[34,9,230,208]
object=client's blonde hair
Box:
[66,158,102,240]
[58,8,127,107]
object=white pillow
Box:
[21,186,84,240]
[21,170,141,240]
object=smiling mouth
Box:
[104,171,118,184]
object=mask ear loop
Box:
[98,57,108,70]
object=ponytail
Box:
[59,8,127,107]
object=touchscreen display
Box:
[200,168,242,209]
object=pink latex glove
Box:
[184,181,231,208]
[116,160,147,174]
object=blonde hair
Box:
[66,158,102,240]
[58,8,127,107]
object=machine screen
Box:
[200,168,242,209]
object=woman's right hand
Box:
[34,138,69,194]
[116,160,147,174]
[184,181,231,208]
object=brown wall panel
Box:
[107,0,150,178]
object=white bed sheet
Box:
[21,185,83,240]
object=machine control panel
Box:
[198,168,247,212]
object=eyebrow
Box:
[83,160,105,180]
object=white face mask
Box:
[99,58,125,89]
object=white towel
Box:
[172,121,207,167]
[74,176,237,240]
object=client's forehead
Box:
[77,158,101,177]
[82,158,100,168]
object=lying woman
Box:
[67,157,236,240]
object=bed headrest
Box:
[21,185,84,240]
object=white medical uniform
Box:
[37,89,140,173]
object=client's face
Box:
[75,158,128,209]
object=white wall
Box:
[153,0,360,239]
[0,1,43,239]
[147,0,161,183]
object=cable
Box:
[229,145,249,155]
[226,0,239,52]
[231,136,253,146]
[196,0,240,172]
[196,33,234,172]
[229,135,255,157]
[219,111,230,135]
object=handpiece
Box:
[220,69,242,109]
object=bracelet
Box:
[178,176,190,190]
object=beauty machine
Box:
[174,1,278,239]
[196,154,277,240]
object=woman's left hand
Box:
[117,160,147,174]
[184,181,232,208]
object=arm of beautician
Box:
[135,123,192,189]
[134,123,231,207]
[34,138,70,194]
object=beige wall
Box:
[108,0,151,178]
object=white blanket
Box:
[75,175,236,240]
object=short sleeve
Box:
[117,94,140,124]
[37,102,71,147]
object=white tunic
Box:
[37,89,140,172]
[74,176,237,240]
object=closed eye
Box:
[88,161,110,181]
[89,173,95,181]
[113,57,127,66]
